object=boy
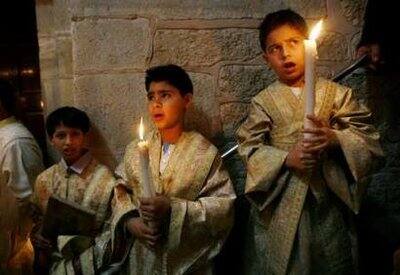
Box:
[236,9,382,275]
[110,64,235,274]
[31,107,116,274]
[0,80,44,274]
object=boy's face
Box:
[50,124,87,165]
[147,81,192,132]
[263,24,306,87]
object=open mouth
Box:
[283,62,296,73]
[283,62,296,69]
[153,114,164,121]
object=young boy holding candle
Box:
[236,9,382,274]
[109,64,235,274]
[30,107,116,274]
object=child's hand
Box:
[139,194,171,222]
[356,43,381,70]
[302,115,338,154]
[31,232,52,250]
[126,217,160,247]
[285,140,318,172]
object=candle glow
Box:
[309,20,323,41]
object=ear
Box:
[183,93,193,109]
[262,51,270,66]
[49,136,55,146]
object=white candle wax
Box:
[304,38,317,133]
[137,117,155,198]
[303,20,323,139]
[138,140,156,198]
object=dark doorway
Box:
[0,1,47,161]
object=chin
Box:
[154,123,167,131]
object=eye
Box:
[161,92,171,99]
[268,45,281,54]
[147,94,155,101]
[55,132,66,139]
[289,38,300,46]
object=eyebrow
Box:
[267,43,280,51]
[148,89,173,95]
[267,36,303,50]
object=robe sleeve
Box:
[236,96,289,211]
[3,139,44,199]
[30,172,48,229]
[324,86,383,212]
[166,155,235,270]
[110,159,138,248]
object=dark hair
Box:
[145,64,193,96]
[259,9,308,52]
[46,106,90,137]
[0,79,18,115]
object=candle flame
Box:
[309,20,323,41]
[139,117,144,140]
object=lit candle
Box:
[138,117,156,198]
[304,20,323,137]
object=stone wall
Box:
[35,0,367,180]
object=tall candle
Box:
[304,20,323,137]
[138,117,155,198]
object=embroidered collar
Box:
[60,151,92,175]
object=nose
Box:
[65,134,72,145]
[150,96,163,107]
[281,44,290,59]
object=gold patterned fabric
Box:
[113,130,235,274]
[237,78,382,275]
[31,157,116,275]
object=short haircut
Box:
[0,79,18,115]
[259,9,308,52]
[46,106,90,137]
[145,64,193,96]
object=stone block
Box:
[56,36,73,78]
[41,78,59,114]
[74,73,146,160]
[35,1,54,36]
[218,65,276,104]
[38,37,58,80]
[185,72,221,139]
[73,18,150,72]
[338,0,366,27]
[319,32,349,61]
[152,29,260,67]
[220,102,249,138]
[53,0,71,32]
[58,78,74,106]
[71,0,326,20]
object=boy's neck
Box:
[65,149,88,166]
[280,76,304,88]
[160,125,184,144]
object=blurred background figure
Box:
[356,1,400,275]
[0,80,44,274]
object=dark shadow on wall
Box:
[344,70,400,275]
[89,124,118,170]
[185,104,221,143]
